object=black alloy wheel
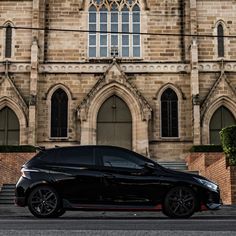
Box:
[163,186,197,218]
[28,186,61,218]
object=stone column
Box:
[28,39,39,145]
[28,0,41,145]
[190,0,201,144]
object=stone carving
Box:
[29,94,37,106]
[192,94,200,105]
[1,62,236,74]
[77,60,152,122]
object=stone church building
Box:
[0,0,236,161]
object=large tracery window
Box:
[88,0,140,58]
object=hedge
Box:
[220,125,236,166]
[0,145,36,153]
[190,145,223,153]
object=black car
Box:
[15,145,221,218]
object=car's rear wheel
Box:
[28,186,61,218]
[163,186,197,218]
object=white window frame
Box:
[88,0,141,59]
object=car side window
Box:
[57,147,95,166]
[37,149,57,162]
[99,148,144,169]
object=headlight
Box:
[21,168,39,180]
[194,177,218,191]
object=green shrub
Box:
[190,145,223,153]
[0,145,36,153]
[220,125,236,166]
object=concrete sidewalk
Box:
[0,205,236,218]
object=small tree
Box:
[220,125,236,166]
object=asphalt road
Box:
[0,215,236,236]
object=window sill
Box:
[49,137,69,141]
[88,57,143,63]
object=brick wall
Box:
[0,153,35,188]
[186,153,236,205]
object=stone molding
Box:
[1,62,236,74]
[77,61,152,122]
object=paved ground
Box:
[0,204,236,218]
[0,205,236,236]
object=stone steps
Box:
[0,184,15,205]
[159,161,199,175]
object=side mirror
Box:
[144,162,155,169]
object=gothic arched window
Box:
[0,107,19,145]
[5,24,12,58]
[51,89,68,138]
[161,88,179,137]
[88,0,141,58]
[217,24,224,58]
[210,106,235,144]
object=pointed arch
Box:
[201,96,236,144]
[213,20,229,59]
[156,83,184,139]
[46,84,72,139]
[217,23,224,58]
[78,81,150,155]
[161,88,179,137]
[97,95,132,149]
[0,107,19,145]
[0,97,27,144]
[2,21,15,59]
[210,106,235,144]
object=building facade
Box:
[0,0,236,161]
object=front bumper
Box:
[202,189,222,211]
[206,203,221,210]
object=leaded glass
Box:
[88,0,140,58]
[217,24,224,58]
[51,89,68,138]
[161,89,179,137]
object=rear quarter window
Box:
[56,147,95,166]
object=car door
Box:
[96,147,161,205]
[48,146,104,204]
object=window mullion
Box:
[118,11,121,57]
[98,10,100,57]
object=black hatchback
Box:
[15,145,221,218]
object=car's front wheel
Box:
[28,185,61,218]
[163,186,197,218]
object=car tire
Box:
[28,185,61,218]
[163,186,197,218]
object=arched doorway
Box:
[97,95,132,149]
[0,107,19,145]
[210,106,236,144]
